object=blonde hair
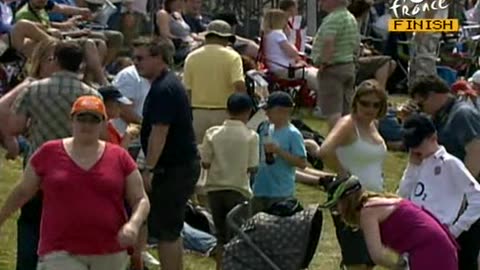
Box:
[262,9,288,32]
[28,39,59,78]
[340,190,399,227]
[351,79,388,119]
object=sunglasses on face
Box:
[75,113,102,124]
[358,99,381,109]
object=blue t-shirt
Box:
[253,122,306,198]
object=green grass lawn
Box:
[0,104,408,270]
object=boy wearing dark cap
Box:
[98,85,137,148]
[399,113,480,270]
[199,93,259,270]
[252,92,307,213]
[99,85,151,270]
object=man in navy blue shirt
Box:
[134,37,199,270]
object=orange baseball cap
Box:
[71,95,107,119]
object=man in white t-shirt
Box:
[399,113,480,270]
[112,64,150,157]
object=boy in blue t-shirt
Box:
[252,91,307,213]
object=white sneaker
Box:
[142,251,160,268]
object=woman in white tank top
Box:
[307,79,388,270]
[310,79,387,191]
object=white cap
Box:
[469,70,480,84]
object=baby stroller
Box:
[223,201,323,270]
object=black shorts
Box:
[148,159,200,241]
[332,213,375,266]
[457,218,480,270]
[207,190,247,245]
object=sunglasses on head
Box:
[358,99,381,109]
[75,113,102,124]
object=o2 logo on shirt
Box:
[414,182,427,201]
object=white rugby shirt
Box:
[398,146,480,237]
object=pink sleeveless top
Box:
[373,200,458,270]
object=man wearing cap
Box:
[408,75,480,182]
[6,40,101,270]
[133,37,200,270]
[399,113,480,270]
[182,0,259,58]
[183,19,246,144]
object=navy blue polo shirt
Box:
[433,97,480,161]
[141,70,198,168]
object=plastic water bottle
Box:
[264,124,275,165]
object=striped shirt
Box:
[13,71,100,157]
[311,7,360,66]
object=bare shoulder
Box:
[362,197,403,221]
[329,115,356,143]
[335,115,356,132]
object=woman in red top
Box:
[0,95,150,270]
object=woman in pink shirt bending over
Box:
[0,95,150,270]
[323,176,458,270]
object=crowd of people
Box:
[0,0,479,270]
